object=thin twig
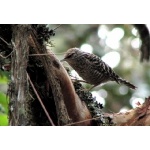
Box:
[27,72,55,126]
[0,49,14,58]
[64,116,101,126]
[0,36,11,46]
[53,24,62,31]
[29,53,65,56]
[71,78,89,83]
[0,37,13,58]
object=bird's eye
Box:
[65,53,74,59]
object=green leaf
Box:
[0,75,9,83]
[0,114,8,126]
[0,92,9,114]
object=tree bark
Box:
[9,25,30,125]
[8,25,92,126]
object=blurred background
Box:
[0,24,150,125]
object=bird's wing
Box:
[83,53,119,80]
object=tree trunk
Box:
[8,25,92,126]
[9,25,30,125]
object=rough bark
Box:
[9,25,30,125]
[8,25,92,126]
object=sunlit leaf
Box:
[0,114,8,126]
[0,92,9,114]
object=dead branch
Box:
[104,97,150,126]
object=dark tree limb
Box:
[134,24,150,62]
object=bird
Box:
[61,48,137,90]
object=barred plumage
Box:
[61,48,136,90]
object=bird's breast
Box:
[68,60,103,85]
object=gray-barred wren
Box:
[61,48,136,90]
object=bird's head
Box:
[60,48,80,62]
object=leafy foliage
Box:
[0,92,9,126]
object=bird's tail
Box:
[115,78,137,89]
